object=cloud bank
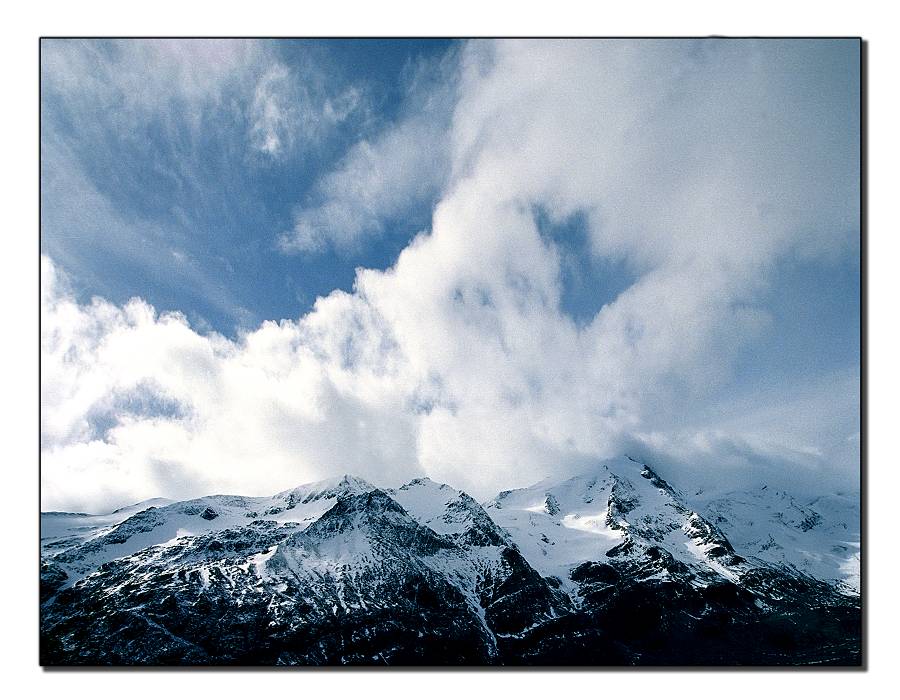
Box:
[41,39,860,512]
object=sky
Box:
[40,38,861,513]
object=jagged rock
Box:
[544,494,561,516]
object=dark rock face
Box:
[40,561,68,602]
[544,494,561,516]
[530,559,861,666]
[40,476,862,666]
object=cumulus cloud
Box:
[41,40,860,512]
[41,256,420,512]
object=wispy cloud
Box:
[248,62,365,159]
[41,39,264,132]
[249,64,297,157]
[278,116,451,252]
[42,39,363,156]
[40,133,256,330]
[278,49,458,253]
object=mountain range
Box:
[40,456,861,665]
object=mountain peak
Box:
[288,488,456,561]
[273,473,375,502]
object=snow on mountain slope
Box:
[43,475,373,585]
[389,477,509,546]
[694,486,861,593]
[484,456,752,594]
[42,490,503,664]
[41,497,174,546]
[386,477,568,635]
[260,488,497,627]
[483,470,621,588]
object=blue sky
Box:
[42,39,454,331]
[40,39,860,511]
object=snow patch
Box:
[561,510,619,541]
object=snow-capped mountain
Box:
[486,457,750,593]
[40,459,861,665]
[693,486,860,594]
[41,475,373,587]
[484,456,860,594]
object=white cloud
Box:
[41,39,264,132]
[41,40,860,512]
[278,116,451,252]
[249,64,295,156]
[248,63,364,159]
[41,256,422,512]
[41,39,363,161]
[279,51,457,252]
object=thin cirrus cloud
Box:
[40,39,262,124]
[41,39,860,513]
[41,39,362,158]
[249,62,365,159]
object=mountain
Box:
[40,476,372,592]
[40,459,861,666]
[693,486,860,595]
